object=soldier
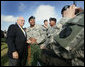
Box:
[57,4,83,33]
[40,17,60,49]
[40,4,84,66]
[42,19,48,30]
[40,17,72,66]
[41,20,48,36]
[53,4,84,66]
[26,16,46,45]
[26,16,46,66]
[56,5,75,33]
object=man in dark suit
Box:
[6,17,28,66]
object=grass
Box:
[1,38,9,66]
[1,38,40,66]
[1,42,8,51]
[1,38,43,66]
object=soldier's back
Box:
[54,11,84,66]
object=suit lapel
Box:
[15,23,26,38]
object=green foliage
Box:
[1,38,8,66]
[29,44,41,66]
[1,39,42,66]
[1,38,6,42]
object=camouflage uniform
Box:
[53,11,84,66]
[41,25,48,32]
[55,17,71,35]
[67,12,84,66]
[40,11,84,66]
[42,25,60,48]
[26,24,46,66]
[40,25,72,66]
[26,25,46,44]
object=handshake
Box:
[27,37,38,45]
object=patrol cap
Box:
[61,5,70,14]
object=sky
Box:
[1,1,84,31]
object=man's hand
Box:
[63,5,76,18]
[27,37,37,44]
[12,51,19,59]
[40,45,47,49]
[31,38,37,44]
[75,7,83,14]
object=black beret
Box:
[28,16,35,22]
[61,5,70,14]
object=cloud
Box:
[18,3,26,12]
[1,15,18,23]
[34,5,57,23]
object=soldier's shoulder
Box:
[25,26,31,32]
[76,11,84,16]
[35,24,43,29]
[26,26,30,30]
[36,24,42,27]
[54,25,59,29]
[68,12,84,25]
[47,26,51,30]
[59,17,70,25]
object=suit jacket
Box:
[6,23,28,59]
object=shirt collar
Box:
[17,23,23,28]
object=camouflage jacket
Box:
[43,25,60,47]
[53,11,84,66]
[26,25,46,45]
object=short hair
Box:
[17,17,24,21]
[49,17,57,23]
[61,5,70,14]
[44,20,48,23]
[28,16,35,22]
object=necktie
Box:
[20,26,26,36]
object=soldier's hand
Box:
[27,37,34,44]
[75,7,83,14]
[30,38,37,44]
[12,51,19,59]
[40,45,47,49]
[64,4,76,18]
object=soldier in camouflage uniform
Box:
[40,17,60,49]
[26,16,46,66]
[41,19,48,32]
[40,5,84,66]
[26,16,46,45]
[40,17,72,66]
[53,5,84,66]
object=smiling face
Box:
[29,19,35,27]
[49,20,56,27]
[17,17,25,27]
[44,21,48,26]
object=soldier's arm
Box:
[56,17,71,35]
[37,28,46,44]
[57,17,70,27]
